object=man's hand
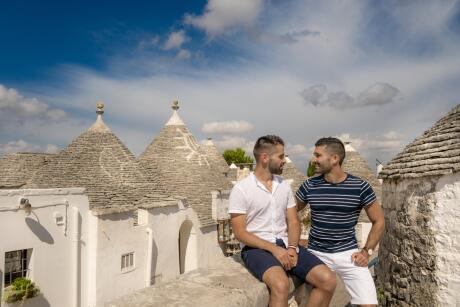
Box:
[351,250,369,267]
[272,245,292,270]
[287,248,298,268]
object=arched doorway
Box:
[178,220,198,274]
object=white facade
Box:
[0,189,225,307]
[147,203,224,284]
[433,173,460,306]
[0,188,90,307]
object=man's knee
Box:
[320,269,337,293]
[263,267,289,295]
[306,264,336,293]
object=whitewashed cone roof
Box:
[379,104,460,179]
[0,152,54,189]
[342,143,382,222]
[201,138,229,176]
[27,103,175,212]
[139,101,232,227]
[282,156,307,191]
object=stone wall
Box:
[377,177,439,306]
[105,256,306,307]
[433,173,460,306]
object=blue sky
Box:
[1,0,460,172]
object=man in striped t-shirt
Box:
[296,137,385,307]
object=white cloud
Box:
[337,131,406,152]
[202,120,254,134]
[300,82,402,109]
[163,30,189,50]
[285,143,309,157]
[138,35,160,50]
[0,139,60,155]
[176,49,192,60]
[213,136,255,153]
[248,27,320,44]
[184,0,264,36]
[0,84,67,124]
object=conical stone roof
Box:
[27,103,175,212]
[0,152,53,189]
[139,101,232,227]
[380,104,460,179]
[202,138,229,176]
[342,143,382,203]
[342,143,382,223]
[282,156,307,191]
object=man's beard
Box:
[269,161,283,175]
[315,163,331,174]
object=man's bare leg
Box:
[262,266,290,307]
[305,264,336,307]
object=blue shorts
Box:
[241,239,324,281]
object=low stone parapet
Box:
[105,255,307,307]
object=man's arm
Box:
[363,201,385,250]
[351,201,385,266]
[231,213,292,269]
[285,206,301,266]
[286,206,301,248]
[295,197,308,211]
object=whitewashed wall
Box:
[92,210,149,307]
[434,173,460,306]
[149,203,224,284]
[0,188,89,307]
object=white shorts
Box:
[308,248,378,305]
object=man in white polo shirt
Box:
[229,135,336,307]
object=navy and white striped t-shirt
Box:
[296,174,376,253]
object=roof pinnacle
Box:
[87,101,110,133]
[96,102,105,115]
[172,100,179,111]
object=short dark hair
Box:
[253,135,284,161]
[315,137,346,165]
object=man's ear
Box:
[331,154,340,166]
[260,152,269,163]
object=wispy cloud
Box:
[0,139,59,155]
[300,83,402,109]
[337,131,407,152]
[202,120,254,134]
[184,0,264,37]
[163,30,189,50]
[0,84,67,125]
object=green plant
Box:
[306,161,316,177]
[377,286,385,306]
[3,278,40,304]
[222,148,254,166]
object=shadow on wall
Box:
[25,217,54,244]
[7,293,52,307]
[151,239,159,285]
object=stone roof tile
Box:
[139,101,232,227]
[342,143,382,222]
[26,103,173,210]
[0,152,53,189]
[282,157,306,191]
[380,104,460,179]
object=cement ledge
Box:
[105,255,306,307]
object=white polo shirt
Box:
[228,172,296,247]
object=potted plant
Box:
[3,278,40,305]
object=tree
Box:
[222,148,254,165]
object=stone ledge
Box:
[105,255,306,307]
[0,187,86,196]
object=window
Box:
[121,252,135,272]
[4,249,30,287]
